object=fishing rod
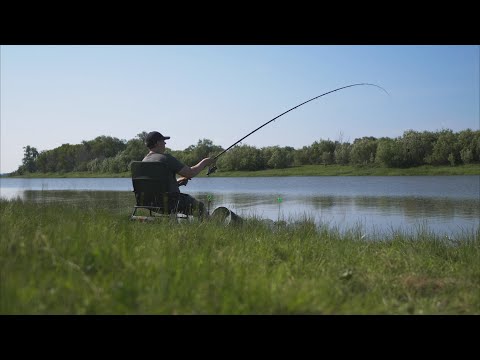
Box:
[206,83,389,176]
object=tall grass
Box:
[1,199,478,314]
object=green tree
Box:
[21,146,39,173]
[136,131,149,143]
[120,137,148,162]
[375,138,404,167]
[55,144,78,172]
[217,145,264,171]
[334,142,351,165]
[171,139,223,166]
[192,139,223,163]
[264,146,294,169]
[321,151,333,166]
[473,131,480,162]
[308,139,336,165]
[457,129,480,164]
[400,130,437,167]
[350,137,378,165]
[84,136,127,160]
[37,149,59,173]
[296,145,315,165]
[429,129,459,165]
[460,148,473,164]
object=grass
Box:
[1,199,479,314]
[6,164,480,178]
[209,164,480,177]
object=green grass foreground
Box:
[6,164,480,178]
[1,199,479,314]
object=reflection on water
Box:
[11,189,478,237]
[343,196,477,220]
[20,190,133,212]
[1,175,478,237]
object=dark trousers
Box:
[174,193,206,217]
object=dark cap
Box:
[145,131,170,148]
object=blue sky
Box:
[1,45,478,173]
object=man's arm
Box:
[177,158,214,178]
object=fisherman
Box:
[142,131,214,218]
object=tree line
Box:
[14,129,480,175]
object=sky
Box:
[1,45,479,173]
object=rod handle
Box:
[206,166,217,176]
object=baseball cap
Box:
[145,131,170,148]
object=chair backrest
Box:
[131,161,172,209]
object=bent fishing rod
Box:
[206,83,389,175]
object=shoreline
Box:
[3,164,480,178]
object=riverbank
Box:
[4,164,480,178]
[1,199,478,314]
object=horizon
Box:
[1,45,479,173]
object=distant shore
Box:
[4,164,480,178]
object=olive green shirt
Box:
[142,153,185,193]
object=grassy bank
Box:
[5,164,480,178]
[1,199,478,314]
[209,164,480,177]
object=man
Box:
[142,131,214,217]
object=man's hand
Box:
[177,177,191,186]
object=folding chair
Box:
[130,161,188,221]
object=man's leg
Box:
[176,193,206,218]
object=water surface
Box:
[1,176,478,237]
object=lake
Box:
[1,176,479,237]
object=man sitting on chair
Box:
[142,131,214,217]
